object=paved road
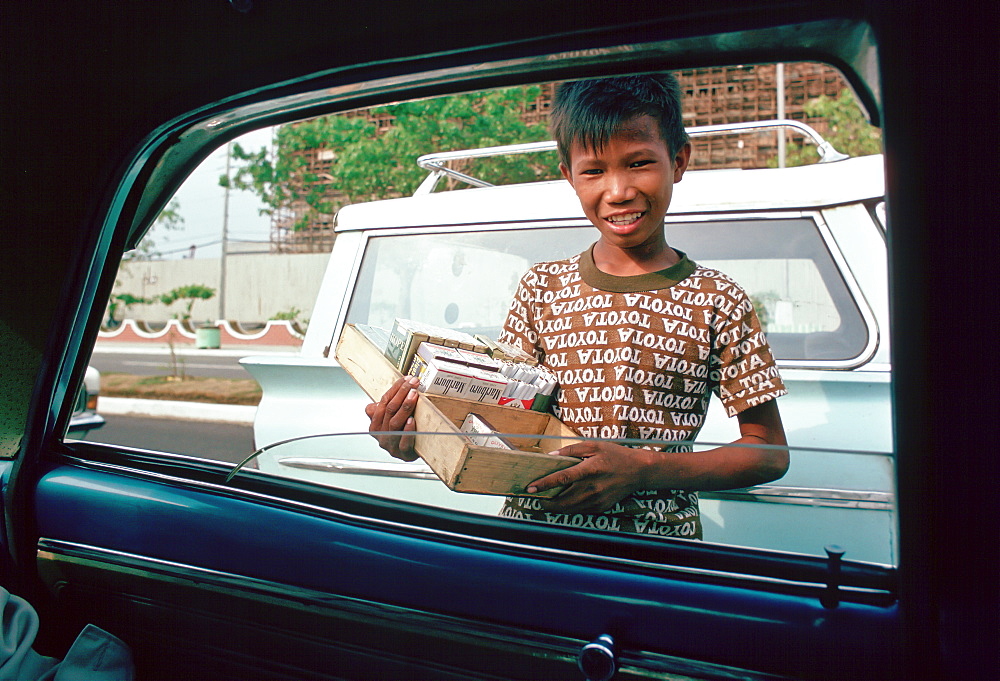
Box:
[90,349,254,379]
[89,413,255,464]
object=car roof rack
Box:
[414,119,848,195]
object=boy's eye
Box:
[630,159,655,168]
[580,168,603,175]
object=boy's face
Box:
[561,115,691,255]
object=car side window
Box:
[670,217,870,361]
[347,217,869,363]
[345,227,595,339]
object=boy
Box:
[367,74,788,539]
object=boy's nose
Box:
[604,172,637,203]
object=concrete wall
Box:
[111,253,329,324]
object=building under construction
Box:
[271,62,857,253]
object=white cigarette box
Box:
[460,413,513,450]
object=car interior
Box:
[2,1,995,679]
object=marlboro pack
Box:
[497,362,558,411]
[408,341,557,411]
[409,345,508,403]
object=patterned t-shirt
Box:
[497,246,787,539]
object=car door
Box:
[11,3,989,680]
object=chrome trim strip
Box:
[415,120,844,193]
[34,538,806,681]
[275,457,895,510]
[277,456,439,479]
[704,485,894,511]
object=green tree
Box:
[772,88,882,167]
[222,86,561,231]
[106,292,152,328]
[160,284,216,323]
[109,200,186,326]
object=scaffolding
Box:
[270,64,850,252]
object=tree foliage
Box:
[160,284,216,321]
[223,86,561,231]
[773,89,882,167]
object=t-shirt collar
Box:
[578,243,697,293]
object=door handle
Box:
[578,634,617,681]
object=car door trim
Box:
[55,449,898,603]
[36,537,796,681]
[278,456,441,478]
[274,456,894,510]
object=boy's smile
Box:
[561,115,691,274]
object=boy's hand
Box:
[526,442,653,513]
[526,400,788,514]
[364,376,420,461]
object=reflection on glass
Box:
[250,431,895,565]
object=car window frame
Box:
[44,32,898,610]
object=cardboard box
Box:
[337,323,581,497]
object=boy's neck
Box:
[592,239,680,277]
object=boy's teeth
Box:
[607,212,642,224]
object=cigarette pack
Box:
[460,413,514,450]
[409,349,508,404]
[455,348,500,372]
[415,341,467,367]
[474,334,539,366]
[385,318,487,373]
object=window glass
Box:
[346,227,594,339]
[82,66,894,567]
[347,218,868,362]
[669,218,868,360]
[252,432,896,565]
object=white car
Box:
[242,123,894,564]
[67,365,104,439]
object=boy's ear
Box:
[673,143,693,182]
[559,162,574,187]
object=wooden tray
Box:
[336,324,581,497]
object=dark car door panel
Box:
[30,448,900,680]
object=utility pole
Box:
[219,142,231,321]
[776,63,786,168]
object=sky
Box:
[141,127,275,260]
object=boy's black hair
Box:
[550,73,689,168]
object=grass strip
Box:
[101,373,262,406]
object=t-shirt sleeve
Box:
[497,269,542,362]
[712,286,787,417]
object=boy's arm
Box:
[526,400,787,514]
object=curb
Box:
[92,343,300,357]
[100,397,257,425]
